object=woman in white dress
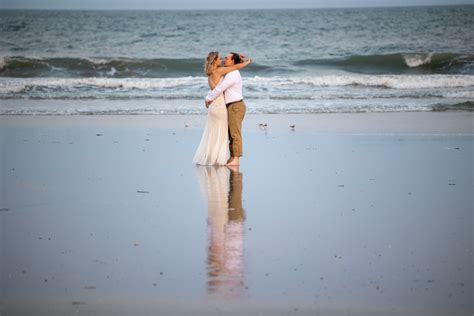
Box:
[193,51,251,165]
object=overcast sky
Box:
[1,0,472,10]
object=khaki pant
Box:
[228,169,245,221]
[227,100,246,157]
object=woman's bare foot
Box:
[226,157,240,166]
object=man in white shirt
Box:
[205,52,247,166]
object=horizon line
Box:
[1,3,473,11]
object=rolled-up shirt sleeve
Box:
[205,72,237,102]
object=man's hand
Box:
[205,100,212,108]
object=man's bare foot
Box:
[226,157,240,166]
[226,164,240,173]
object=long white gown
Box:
[193,79,229,165]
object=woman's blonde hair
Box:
[204,51,219,76]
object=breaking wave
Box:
[295,53,474,75]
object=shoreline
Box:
[1,112,473,135]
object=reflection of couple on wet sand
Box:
[195,165,246,299]
[193,51,252,167]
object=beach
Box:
[1,4,473,315]
[1,112,472,315]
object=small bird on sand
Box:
[290,125,295,130]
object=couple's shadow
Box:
[194,165,246,299]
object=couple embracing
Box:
[193,52,252,166]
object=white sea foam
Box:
[402,53,434,68]
[1,75,473,104]
[442,90,474,98]
[107,67,117,76]
[0,81,26,94]
[86,58,110,65]
[247,74,474,89]
[0,98,442,115]
[0,77,207,93]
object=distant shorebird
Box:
[259,123,268,129]
[290,125,295,129]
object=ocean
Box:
[0,6,473,115]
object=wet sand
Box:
[0,112,473,315]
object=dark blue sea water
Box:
[0,6,473,114]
